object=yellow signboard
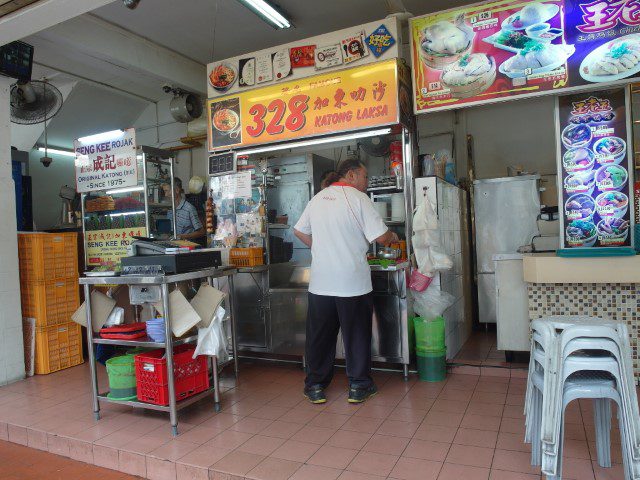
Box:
[207,59,400,151]
[86,227,147,266]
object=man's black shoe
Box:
[303,386,327,404]
[348,384,377,403]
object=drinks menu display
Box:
[558,88,632,248]
[411,0,640,113]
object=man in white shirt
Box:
[294,159,398,404]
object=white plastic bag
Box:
[412,288,455,319]
[193,306,229,364]
[104,306,124,327]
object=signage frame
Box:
[410,0,640,115]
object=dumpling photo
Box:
[419,13,475,69]
[441,54,496,98]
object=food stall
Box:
[76,133,178,269]
[73,129,239,434]
[409,0,640,378]
[206,18,417,375]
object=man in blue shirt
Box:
[164,177,205,240]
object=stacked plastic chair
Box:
[524,315,640,480]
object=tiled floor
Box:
[454,330,529,372]
[0,439,139,479]
[0,361,632,480]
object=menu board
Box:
[557,88,632,249]
[411,0,640,114]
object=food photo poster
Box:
[411,0,640,113]
[558,88,632,249]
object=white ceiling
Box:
[14,0,473,152]
[90,0,470,65]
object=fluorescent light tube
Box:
[105,186,144,195]
[77,129,125,144]
[109,210,145,217]
[237,0,291,29]
[37,147,75,157]
[238,128,393,155]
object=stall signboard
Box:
[411,0,640,114]
[207,19,399,98]
[207,59,399,152]
[74,128,137,193]
[85,227,147,266]
[557,87,633,249]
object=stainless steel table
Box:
[79,267,238,436]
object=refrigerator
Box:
[473,176,540,324]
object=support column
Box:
[0,77,26,385]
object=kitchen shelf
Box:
[367,185,402,192]
[268,224,290,229]
[97,386,217,412]
[148,202,173,209]
[92,334,198,348]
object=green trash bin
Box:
[417,348,446,382]
[413,316,445,353]
[106,355,137,401]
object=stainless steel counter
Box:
[233,262,411,376]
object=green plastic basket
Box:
[413,316,445,354]
[106,355,137,401]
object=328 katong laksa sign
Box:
[207,59,401,151]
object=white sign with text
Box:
[74,128,138,193]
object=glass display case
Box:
[81,146,177,268]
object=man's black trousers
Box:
[304,292,374,390]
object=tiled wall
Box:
[0,78,25,385]
[528,283,640,382]
[433,180,472,359]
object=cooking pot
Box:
[377,247,401,260]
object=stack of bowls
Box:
[146,318,166,342]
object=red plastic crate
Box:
[134,345,209,406]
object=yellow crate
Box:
[18,232,78,283]
[35,322,83,375]
[229,247,264,267]
[21,279,80,327]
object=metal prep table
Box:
[80,267,238,436]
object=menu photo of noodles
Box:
[209,96,242,150]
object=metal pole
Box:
[161,283,178,436]
[212,355,221,412]
[228,273,239,378]
[84,284,100,420]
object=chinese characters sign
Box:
[411,0,640,114]
[74,128,137,193]
[207,59,399,151]
[85,227,147,266]
[557,88,633,249]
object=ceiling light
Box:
[105,186,144,195]
[110,210,145,217]
[236,0,291,29]
[77,129,125,144]
[37,147,75,158]
[238,128,393,155]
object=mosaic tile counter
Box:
[528,283,640,383]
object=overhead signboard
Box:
[74,128,137,193]
[411,0,640,114]
[206,18,399,99]
[207,59,400,152]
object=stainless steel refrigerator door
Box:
[477,272,496,324]
[473,176,540,274]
